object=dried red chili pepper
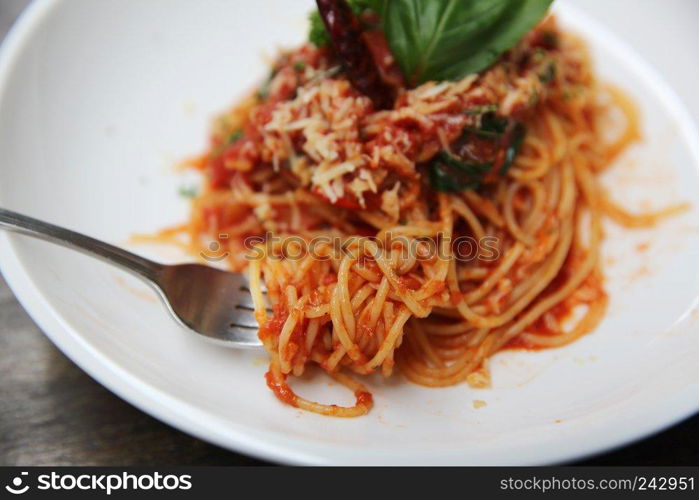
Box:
[315,0,395,109]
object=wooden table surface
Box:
[1,0,697,466]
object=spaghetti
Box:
[176,16,685,417]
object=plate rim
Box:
[1,0,699,465]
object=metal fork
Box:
[0,208,263,348]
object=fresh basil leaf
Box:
[429,151,492,192]
[480,112,508,136]
[308,0,375,47]
[462,111,508,138]
[309,10,331,47]
[371,0,553,85]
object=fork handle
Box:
[0,208,163,283]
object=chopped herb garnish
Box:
[464,104,498,115]
[563,85,585,100]
[539,61,556,83]
[532,48,547,64]
[178,185,199,199]
[428,151,492,193]
[500,123,526,175]
[293,61,306,72]
[228,129,243,144]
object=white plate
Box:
[1,0,699,465]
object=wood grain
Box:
[0,0,696,466]
[0,275,264,465]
